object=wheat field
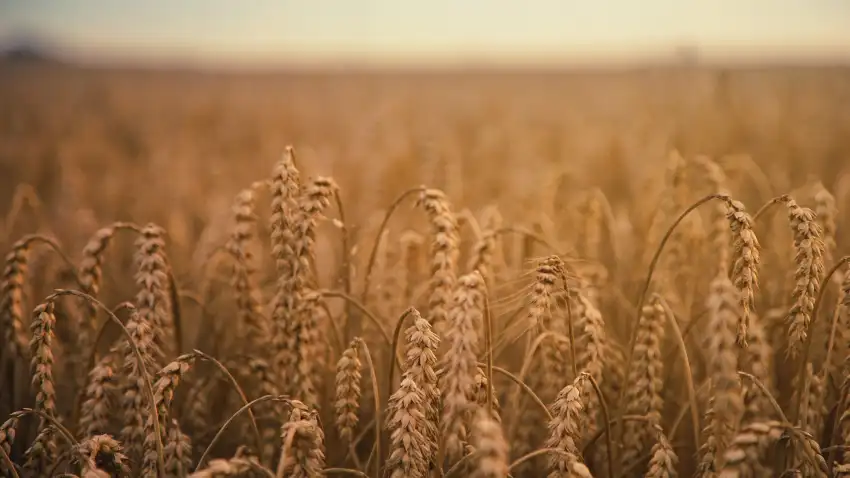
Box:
[1,62,850,477]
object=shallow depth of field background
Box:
[3,65,850,260]
[2,1,849,260]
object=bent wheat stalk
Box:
[47,289,165,476]
[361,186,427,305]
[195,395,290,471]
[654,294,701,452]
[793,256,850,425]
[193,349,263,454]
[617,194,728,444]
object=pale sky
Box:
[1,0,849,66]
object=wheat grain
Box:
[723,198,761,346]
[812,181,837,270]
[23,301,58,474]
[400,308,440,468]
[781,197,826,357]
[270,146,301,276]
[272,177,336,403]
[75,434,130,477]
[416,188,460,335]
[575,289,606,439]
[621,296,665,470]
[189,455,266,477]
[279,401,325,478]
[133,223,173,363]
[697,275,745,474]
[334,339,362,442]
[0,416,19,475]
[78,354,117,437]
[1,236,36,363]
[164,419,193,476]
[75,222,139,388]
[441,271,485,461]
[226,187,270,349]
[142,353,195,476]
[646,423,678,478]
[546,373,591,478]
[22,425,56,476]
[470,407,510,478]
[116,308,160,468]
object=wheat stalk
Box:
[133,223,174,363]
[335,339,363,443]
[696,275,744,475]
[416,188,460,335]
[812,181,837,270]
[116,307,161,469]
[546,373,592,478]
[782,197,826,356]
[164,418,194,476]
[621,296,665,471]
[78,354,116,437]
[440,271,485,462]
[75,434,130,477]
[646,423,678,478]
[226,186,270,349]
[470,407,510,478]
[272,176,336,404]
[277,400,325,478]
[142,352,196,476]
[75,222,140,386]
[0,416,19,475]
[22,301,58,474]
[723,198,761,346]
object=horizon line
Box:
[4,30,850,72]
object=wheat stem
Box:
[793,255,850,425]
[619,193,728,445]
[0,445,19,478]
[195,395,289,471]
[654,293,701,451]
[354,339,381,478]
[47,289,165,476]
[385,307,417,403]
[193,349,263,454]
[361,186,427,305]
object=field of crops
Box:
[1,62,850,477]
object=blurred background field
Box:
[3,61,850,263]
[3,1,849,261]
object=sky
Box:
[1,0,849,67]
